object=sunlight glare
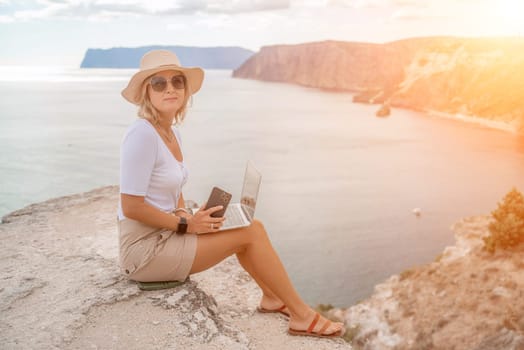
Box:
[496,0,524,23]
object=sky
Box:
[1,0,524,67]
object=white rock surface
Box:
[0,186,351,350]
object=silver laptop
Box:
[219,161,262,231]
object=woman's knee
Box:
[251,218,264,229]
[249,219,268,239]
[230,219,268,245]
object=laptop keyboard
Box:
[225,206,245,227]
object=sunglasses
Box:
[149,75,186,92]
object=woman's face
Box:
[147,70,186,118]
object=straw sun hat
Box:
[121,50,204,105]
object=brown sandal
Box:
[256,304,290,318]
[288,313,344,338]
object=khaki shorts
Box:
[118,218,197,282]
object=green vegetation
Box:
[315,303,334,313]
[342,323,361,344]
[483,188,524,253]
[399,266,418,281]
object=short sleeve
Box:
[120,122,158,196]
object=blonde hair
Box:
[137,72,192,125]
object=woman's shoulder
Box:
[123,118,157,142]
[127,118,155,132]
[126,118,156,135]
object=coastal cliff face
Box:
[233,38,524,132]
[0,187,349,350]
[331,215,524,350]
[233,40,410,92]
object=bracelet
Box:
[174,208,190,215]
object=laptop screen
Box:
[239,161,261,221]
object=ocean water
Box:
[1,67,524,307]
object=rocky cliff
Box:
[0,186,349,350]
[2,186,523,349]
[328,215,524,350]
[233,37,524,132]
[81,46,254,69]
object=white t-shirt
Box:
[117,119,189,221]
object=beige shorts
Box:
[118,218,197,282]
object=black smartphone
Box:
[204,186,232,217]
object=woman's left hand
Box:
[186,202,226,233]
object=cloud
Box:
[389,0,423,6]
[0,15,14,22]
[388,0,478,21]
[206,0,290,13]
[390,7,440,21]
[0,0,488,24]
[42,0,70,4]
[0,0,145,21]
[327,0,385,8]
[327,0,434,9]
[293,0,329,7]
[0,0,292,22]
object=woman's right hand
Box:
[187,203,226,233]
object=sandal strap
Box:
[307,313,320,333]
[277,305,287,312]
[318,319,332,335]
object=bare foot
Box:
[288,309,345,338]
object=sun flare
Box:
[496,0,524,23]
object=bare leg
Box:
[190,220,307,314]
[189,220,344,335]
[236,251,287,311]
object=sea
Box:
[1,66,524,307]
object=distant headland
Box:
[233,37,524,132]
[80,45,254,69]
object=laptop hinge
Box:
[240,204,253,222]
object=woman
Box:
[118,49,345,338]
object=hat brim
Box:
[121,65,204,105]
